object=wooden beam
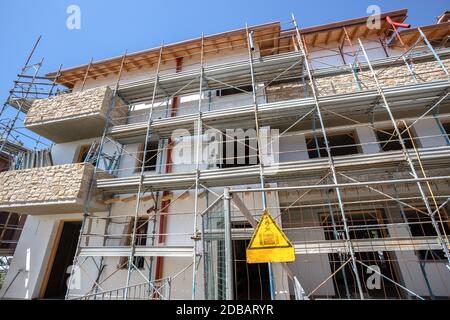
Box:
[324,30,332,45]
[311,33,318,47]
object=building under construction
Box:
[0,8,450,300]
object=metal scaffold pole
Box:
[192,34,205,300]
[291,13,365,299]
[0,36,45,154]
[125,43,164,298]
[66,49,128,300]
[358,38,450,266]
[245,23,275,300]
[223,188,234,300]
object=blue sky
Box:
[0,0,448,147]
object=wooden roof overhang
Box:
[47,22,281,88]
[389,22,450,48]
[278,9,408,52]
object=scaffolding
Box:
[63,13,448,300]
[0,36,64,290]
[2,13,449,300]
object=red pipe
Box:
[154,57,183,281]
[386,16,410,29]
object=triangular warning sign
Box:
[246,209,295,264]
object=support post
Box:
[246,23,275,300]
[125,44,164,299]
[418,28,449,79]
[81,57,93,91]
[67,49,128,300]
[192,34,205,300]
[223,188,234,300]
[292,13,365,299]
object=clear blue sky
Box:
[0,0,448,144]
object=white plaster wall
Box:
[279,132,308,162]
[387,224,450,298]
[73,45,257,93]
[0,213,83,299]
[355,126,380,154]
[308,37,402,71]
[413,118,448,148]
[51,137,117,170]
[284,212,336,297]
[0,216,57,299]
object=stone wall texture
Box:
[267,57,450,103]
[0,163,111,207]
[24,86,127,126]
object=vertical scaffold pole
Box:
[0,50,44,155]
[418,28,449,79]
[292,13,365,299]
[223,188,234,300]
[246,23,275,300]
[66,49,128,300]
[125,43,164,299]
[358,38,450,266]
[192,34,205,300]
[81,57,94,91]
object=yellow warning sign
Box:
[246,209,295,264]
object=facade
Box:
[0,8,449,300]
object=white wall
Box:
[413,118,448,148]
[387,224,450,298]
[283,210,336,297]
[279,132,308,162]
[308,36,402,71]
[0,213,82,299]
[356,126,380,154]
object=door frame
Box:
[38,218,82,298]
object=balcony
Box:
[0,163,111,215]
[24,86,128,143]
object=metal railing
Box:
[73,277,171,300]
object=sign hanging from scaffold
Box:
[246,209,295,263]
